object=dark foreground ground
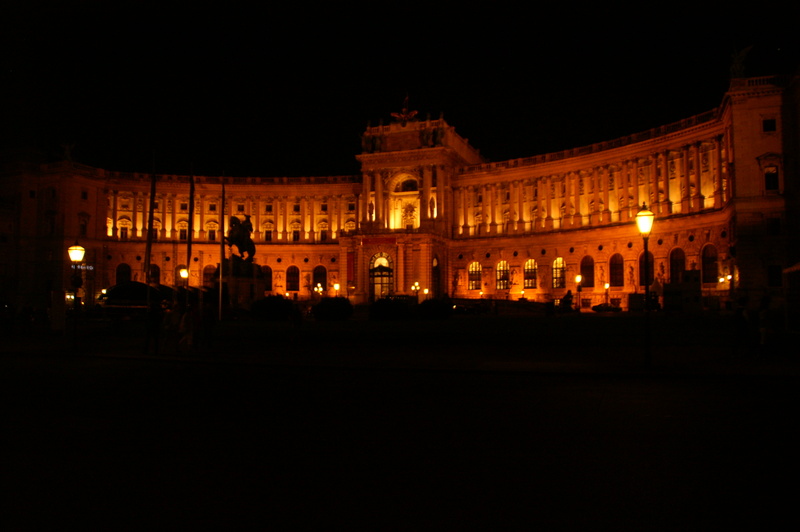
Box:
[2,312,799,530]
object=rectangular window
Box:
[180,202,188,211]
[762,118,777,132]
[293,204,300,213]
[320,230,328,242]
[120,227,128,240]
[524,264,537,289]
[208,230,216,241]
[237,204,245,212]
[496,262,510,290]
[179,229,188,240]
[264,231,272,242]
[321,203,328,212]
[265,204,272,213]
[292,230,300,242]
[209,203,217,212]
[468,263,482,291]
[765,167,779,192]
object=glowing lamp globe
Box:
[68,243,86,263]
[636,203,655,237]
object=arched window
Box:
[286,266,300,292]
[580,256,595,287]
[669,248,686,284]
[313,266,327,292]
[523,259,538,289]
[431,256,441,298]
[261,265,273,291]
[552,257,566,289]
[702,245,718,284]
[396,179,418,192]
[203,265,217,288]
[116,263,132,285]
[369,252,393,300]
[496,261,510,290]
[148,264,161,285]
[468,261,482,290]
[639,251,654,287]
[609,254,624,287]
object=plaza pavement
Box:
[3,311,799,530]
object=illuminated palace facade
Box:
[3,73,799,320]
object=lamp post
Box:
[179,267,190,305]
[333,283,340,297]
[604,282,610,307]
[636,202,655,367]
[575,274,582,312]
[68,241,85,348]
[411,281,420,302]
[68,242,86,308]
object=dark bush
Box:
[311,297,354,321]
[369,296,416,320]
[416,297,454,320]
[250,295,294,321]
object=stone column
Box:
[714,135,724,207]
[599,166,610,223]
[375,172,384,227]
[361,173,371,223]
[693,142,705,210]
[111,190,118,238]
[681,145,691,213]
[422,165,432,221]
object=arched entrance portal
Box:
[369,252,394,301]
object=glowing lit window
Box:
[523,259,537,289]
[467,262,482,290]
[552,257,566,289]
[496,261,510,290]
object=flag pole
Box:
[219,176,225,321]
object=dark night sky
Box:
[2,2,798,177]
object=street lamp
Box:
[68,241,85,348]
[575,274,582,312]
[411,281,420,302]
[68,242,85,307]
[636,202,655,367]
[333,283,340,297]
[314,282,324,297]
[604,282,610,306]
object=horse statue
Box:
[225,215,256,262]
